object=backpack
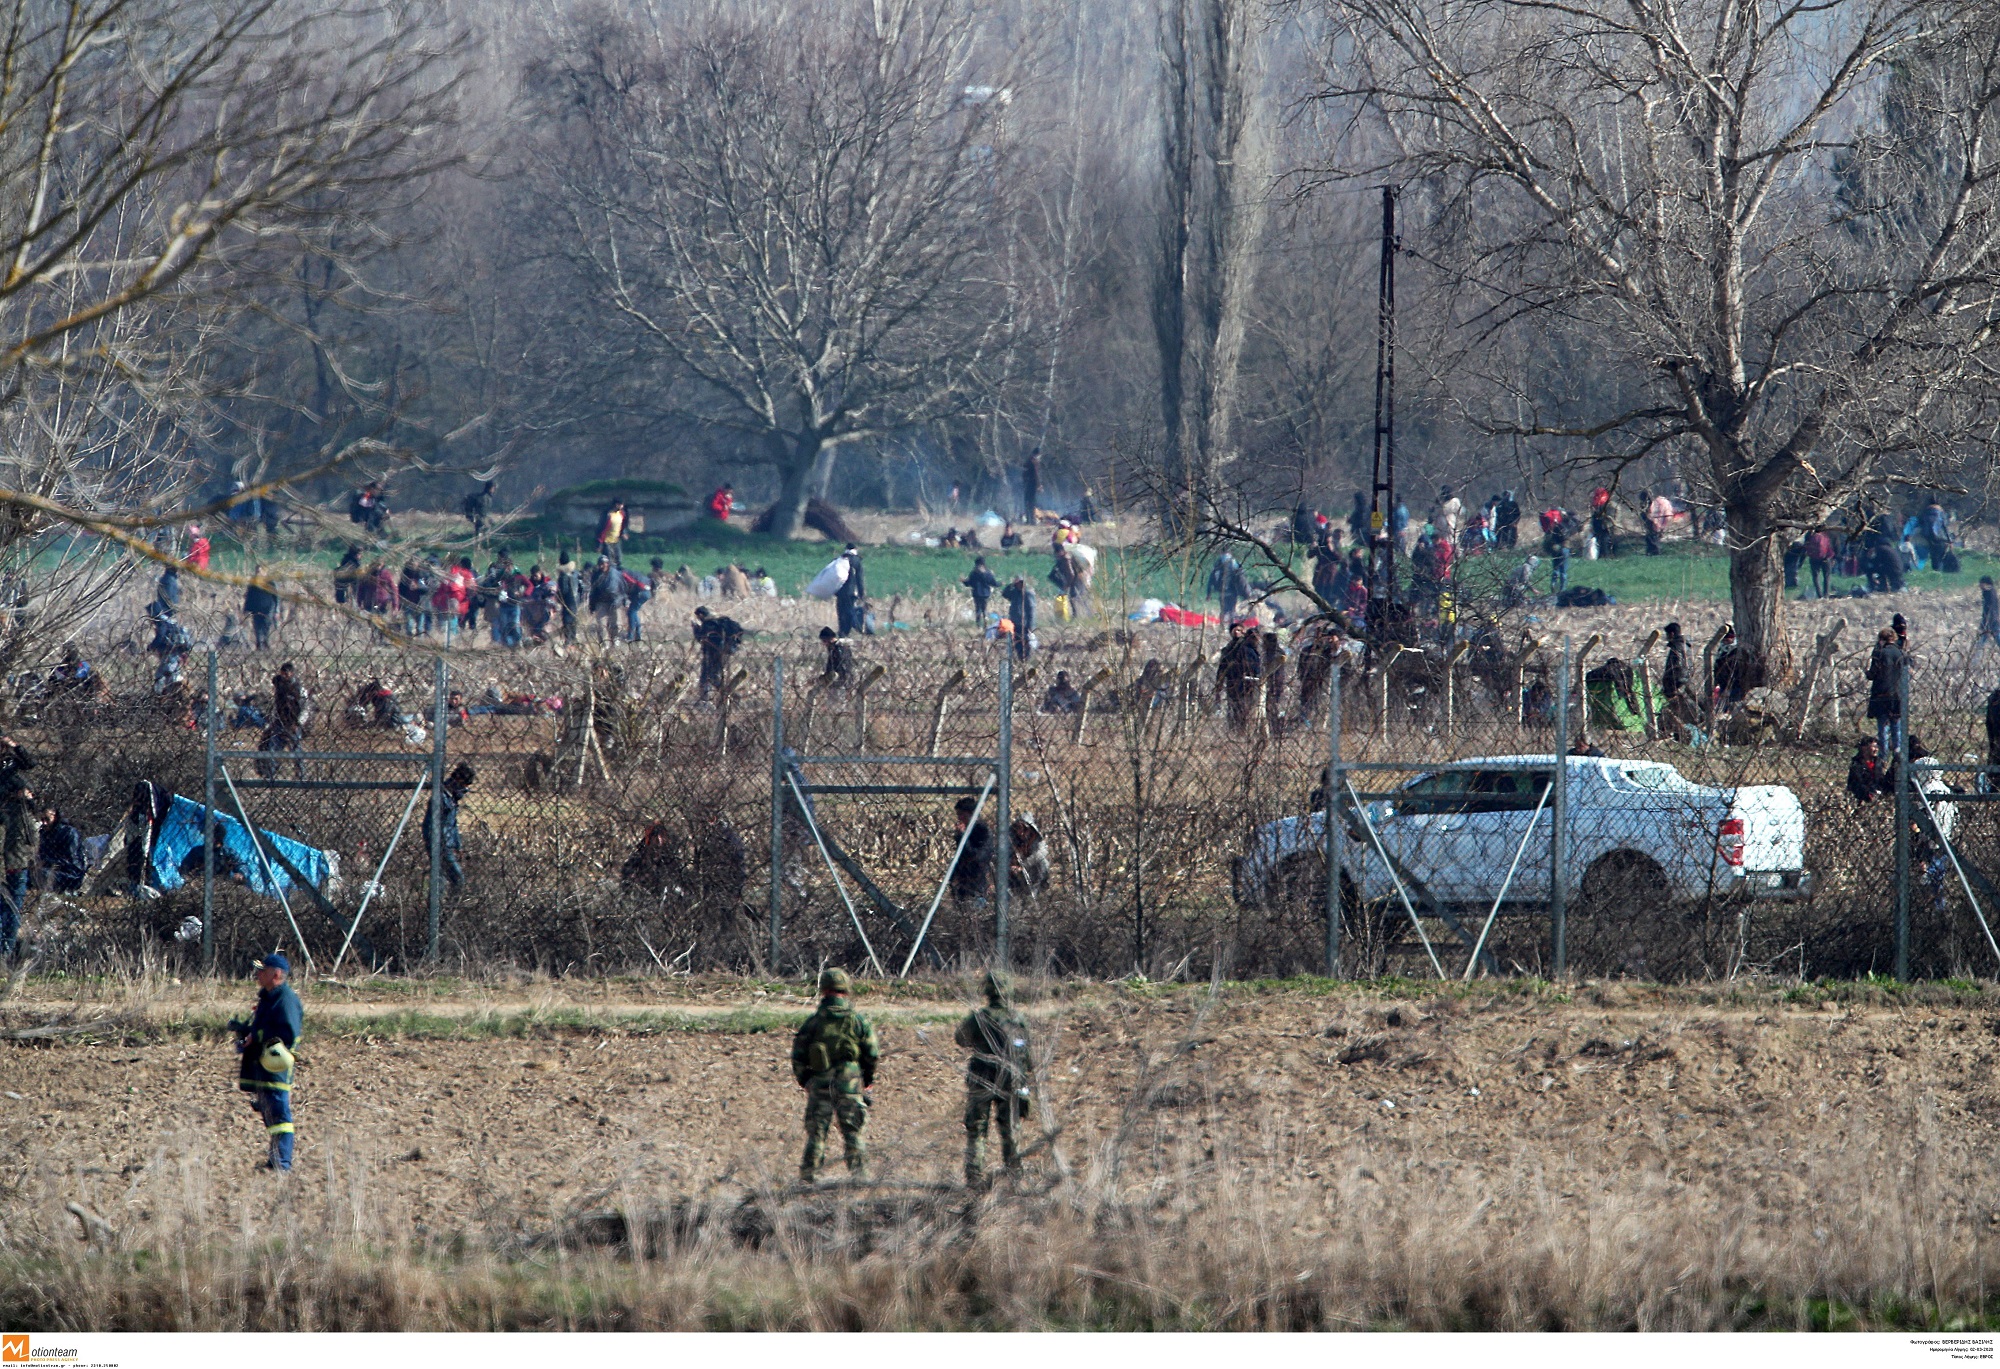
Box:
[969,1008,1034,1113]
[803,1010,864,1075]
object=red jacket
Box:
[709,488,734,521]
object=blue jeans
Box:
[1551,552,1569,594]
[1877,717,1904,757]
[0,867,22,957]
[495,604,521,647]
[626,589,651,642]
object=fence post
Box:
[770,656,785,971]
[1325,665,1342,978]
[428,655,447,963]
[1895,651,1911,980]
[202,650,218,969]
[997,650,1013,969]
[1552,635,1570,977]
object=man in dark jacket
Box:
[423,763,475,893]
[956,970,1033,1187]
[588,557,623,646]
[791,967,881,1182]
[230,952,303,1171]
[835,545,867,635]
[243,578,280,651]
[948,795,993,909]
[1866,627,1907,755]
[1001,577,1035,661]
[963,556,999,624]
[1216,618,1265,729]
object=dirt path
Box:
[5,985,1996,1255]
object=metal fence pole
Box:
[202,650,218,969]
[427,654,447,963]
[996,650,1013,969]
[1895,652,1911,980]
[1325,664,1342,978]
[1551,636,1570,977]
[770,656,785,971]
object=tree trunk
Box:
[763,432,824,540]
[1727,501,1795,688]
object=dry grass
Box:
[4,978,1999,1330]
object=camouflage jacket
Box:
[791,995,880,1091]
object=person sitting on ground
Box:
[1848,737,1892,804]
[1040,670,1084,715]
[941,528,962,549]
[229,694,268,731]
[672,564,697,593]
[999,522,1023,549]
[47,644,98,698]
[819,627,854,689]
[37,808,86,893]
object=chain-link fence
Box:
[12,588,2000,982]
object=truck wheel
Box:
[1275,852,1329,908]
[1578,850,1670,919]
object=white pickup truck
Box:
[1232,755,1811,913]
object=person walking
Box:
[1543,510,1571,596]
[1806,527,1836,598]
[258,662,307,780]
[422,763,475,895]
[228,953,302,1172]
[835,545,867,636]
[589,557,624,646]
[596,500,627,565]
[556,553,584,644]
[1207,552,1248,623]
[1001,576,1035,662]
[1866,627,1907,756]
[692,605,743,701]
[621,565,652,643]
[956,970,1033,1188]
[791,968,880,1183]
[242,578,279,652]
[963,556,999,625]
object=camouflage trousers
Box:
[800,1077,867,1180]
[963,1088,1023,1185]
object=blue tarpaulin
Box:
[150,795,332,897]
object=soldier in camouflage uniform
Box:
[791,967,881,1182]
[955,970,1033,1187]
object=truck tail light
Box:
[1718,817,1746,866]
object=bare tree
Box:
[521,0,1029,539]
[0,0,461,659]
[1154,0,1269,533]
[1312,0,2000,682]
